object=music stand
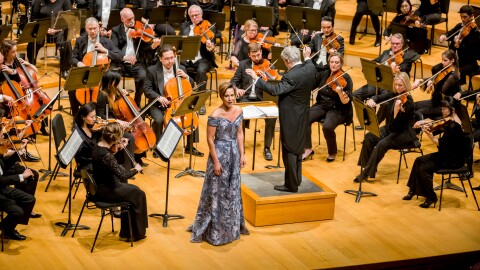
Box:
[71,9,93,31]
[271,46,287,71]
[263,91,282,169]
[235,4,274,28]
[160,35,201,60]
[16,19,50,65]
[0,24,12,40]
[106,9,145,30]
[54,129,90,236]
[360,58,394,96]
[149,119,184,227]
[345,98,379,203]
[285,6,323,31]
[174,91,211,178]
[148,6,187,31]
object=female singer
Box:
[383,0,421,42]
[354,72,417,182]
[403,97,467,208]
[413,49,461,121]
[92,122,147,241]
[302,52,352,162]
[188,82,249,246]
[231,20,271,67]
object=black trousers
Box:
[0,187,35,234]
[353,85,390,124]
[406,153,438,200]
[414,100,442,120]
[306,104,347,155]
[350,0,380,37]
[182,59,211,91]
[282,144,302,191]
[414,10,442,25]
[119,62,147,106]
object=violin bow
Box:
[445,14,480,40]
[4,130,28,169]
[287,21,305,49]
[133,19,149,65]
[380,46,409,65]
[309,33,343,60]
[311,67,353,95]
[123,145,143,174]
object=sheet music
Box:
[58,129,84,167]
[258,106,279,117]
[241,105,266,119]
[156,120,183,160]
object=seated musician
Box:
[231,20,272,67]
[412,50,461,121]
[230,43,277,161]
[69,17,123,117]
[144,44,204,157]
[403,97,467,208]
[437,5,480,86]
[354,72,417,183]
[309,16,344,70]
[383,0,422,43]
[289,0,336,47]
[353,33,417,124]
[111,8,161,106]
[92,122,147,241]
[302,51,352,162]
[27,0,72,78]
[413,0,442,26]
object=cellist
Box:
[144,44,204,158]
[69,17,123,117]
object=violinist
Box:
[354,72,417,183]
[302,51,352,163]
[412,50,461,121]
[289,0,336,47]
[438,5,480,86]
[180,5,217,96]
[383,0,423,42]
[69,17,123,117]
[404,97,467,208]
[353,33,418,124]
[231,20,270,67]
[144,44,204,158]
[111,8,161,105]
[230,43,277,161]
[309,16,344,70]
[413,0,442,26]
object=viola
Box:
[193,20,215,44]
[321,32,341,51]
[163,56,199,135]
[454,21,477,48]
[252,59,278,81]
[250,32,277,51]
[128,21,157,43]
[423,65,453,94]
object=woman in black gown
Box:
[92,122,147,241]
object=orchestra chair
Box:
[394,111,424,183]
[45,114,68,192]
[426,0,450,54]
[407,27,429,80]
[207,67,218,106]
[203,11,227,64]
[317,108,356,161]
[435,135,480,211]
[72,170,133,252]
[1,210,4,252]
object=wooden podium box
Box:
[241,171,337,227]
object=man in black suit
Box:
[230,43,276,161]
[309,16,344,70]
[111,8,161,105]
[246,46,316,192]
[290,0,336,47]
[89,0,125,27]
[69,17,123,117]
[143,44,204,157]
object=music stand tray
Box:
[64,66,103,90]
[16,19,50,45]
[360,58,394,94]
[235,4,274,27]
[106,9,145,30]
[148,6,187,25]
[160,36,201,61]
[0,25,13,40]
[286,6,323,31]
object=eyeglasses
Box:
[247,29,258,32]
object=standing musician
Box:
[353,33,417,124]
[438,5,480,86]
[144,44,204,158]
[302,51,351,163]
[28,0,73,78]
[349,0,381,47]
[383,0,423,42]
[309,16,344,70]
[230,43,277,161]
[69,17,123,117]
[231,20,272,67]
[180,5,217,94]
[354,72,417,183]
[111,8,161,106]
[245,46,316,193]
[289,0,336,47]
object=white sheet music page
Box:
[157,120,183,159]
[258,106,278,117]
[59,129,83,166]
[241,105,266,119]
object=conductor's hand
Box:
[303,46,312,59]
[95,43,107,53]
[245,68,259,80]
[158,96,171,108]
[236,88,246,98]
[366,99,377,108]
[213,161,222,176]
[176,69,188,79]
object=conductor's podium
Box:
[241,171,336,226]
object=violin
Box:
[387,50,404,66]
[421,116,453,133]
[128,21,157,43]
[193,20,215,44]
[321,32,341,51]
[400,11,421,26]
[423,65,453,94]
[250,32,277,51]
[252,59,278,81]
[454,21,477,48]
[326,69,348,90]
[90,117,123,132]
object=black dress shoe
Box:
[374,35,381,47]
[473,185,480,191]
[185,147,204,157]
[326,156,336,163]
[24,151,40,162]
[274,185,297,193]
[349,35,355,45]
[264,147,273,161]
[30,212,42,218]
[419,198,437,208]
[4,230,27,240]
[353,174,367,183]
[402,191,415,201]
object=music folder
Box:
[155,119,183,162]
[57,129,84,168]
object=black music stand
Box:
[149,119,184,227]
[54,129,90,236]
[235,4,274,28]
[285,6,323,31]
[159,36,201,60]
[263,92,282,169]
[345,98,379,203]
[360,58,394,95]
[16,19,50,65]
[271,46,287,71]
[174,91,211,178]
[148,6,187,31]
[106,9,145,30]
[0,24,12,40]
